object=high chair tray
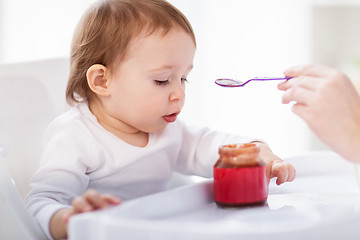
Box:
[69,152,360,240]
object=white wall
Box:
[0,0,95,63]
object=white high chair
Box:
[0,147,47,239]
[0,58,69,240]
[0,58,70,198]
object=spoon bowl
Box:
[215,77,292,87]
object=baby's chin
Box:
[141,121,173,134]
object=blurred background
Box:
[1,0,360,160]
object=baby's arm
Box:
[50,189,121,240]
[255,142,296,185]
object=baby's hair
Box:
[66,0,196,104]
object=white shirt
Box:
[25,103,256,239]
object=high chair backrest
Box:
[0,151,47,239]
[0,58,69,198]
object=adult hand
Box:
[278,64,360,163]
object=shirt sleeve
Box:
[175,120,261,177]
[24,121,101,239]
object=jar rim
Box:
[219,143,259,155]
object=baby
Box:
[25,0,296,239]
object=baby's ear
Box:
[86,64,110,96]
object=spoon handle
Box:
[250,77,292,81]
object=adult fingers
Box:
[282,84,314,105]
[284,64,332,78]
[278,80,290,91]
[291,102,307,115]
[284,65,308,78]
[279,74,324,92]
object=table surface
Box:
[69,151,360,240]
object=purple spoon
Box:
[215,77,292,87]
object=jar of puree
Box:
[213,143,268,207]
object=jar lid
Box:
[219,143,259,156]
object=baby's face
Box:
[105,28,196,133]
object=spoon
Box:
[215,77,292,87]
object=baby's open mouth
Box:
[163,112,179,123]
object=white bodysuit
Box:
[25,103,256,239]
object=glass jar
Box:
[213,143,268,207]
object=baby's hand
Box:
[255,142,296,185]
[50,189,121,239]
[70,189,121,216]
[267,159,296,185]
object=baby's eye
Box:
[155,80,169,86]
[181,78,188,83]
